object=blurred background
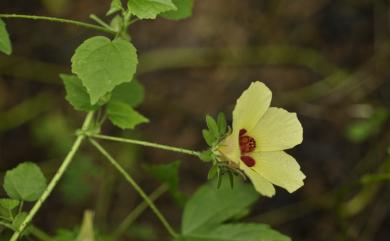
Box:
[0,0,389,241]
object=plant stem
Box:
[89,134,201,157]
[10,112,94,241]
[0,14,116,34]
[89,14,113,30]
[89,139,178,238]
[113,184,169,239]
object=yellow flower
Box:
[218,81,305,197]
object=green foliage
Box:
[174,223,291,241]
[176,180,290,241]
[107,0,124,16]
[181,180,258,234]
[3,162,47,202]
[202,113,228,147]
[144,160,186,204]
[60,155,99,204]
[76,211,95,241]
[12,212,28,231]
[361,172,390,184]
[160,0,194,20]
[107,101,149,129]
[345,107,389,143]
[127,0,177,19]
[0,199,19,210]
[61,74,99,112]
[0,19,12,55]
[71,36,138,104]
[53,229,77,241]
[111,80,145,107]
[144,161,181,191]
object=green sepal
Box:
[202,129,215,146]
[217,112,227,135]
[206,115,219,138]
[207,165,219,180]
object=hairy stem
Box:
[0,14,116,34]
[89,139,178,238]
[89,134,201,157]
[10,112,94,241]
[113,184,169,239]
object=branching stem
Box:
[89,139,178,238]
[89,134,201,157]
[9,112,94,241]
[0,14,116,34]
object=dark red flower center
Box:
[239,129,257,167]
[239,129,256,153]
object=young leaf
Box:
[107,101,149,129]
[76,210,95,241]
[181,180,259,234]
[174,223,291,241]
[3,162,47,202]
[217,112,227,134]
[0,19,12,55]
[111,79,145,107]
[205,115,219,138]
[160,0,194,20]
[107,0,124,16]
[202,129,214,146]
[0,198,20,210]
[61,74,99,111]
[127,0,177,19]
[71,36,138,104]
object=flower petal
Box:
[218,131,240,164]
[233,81,272,132]
[251,151,305,193]
[251,107,303,152]
[241,165,275,197]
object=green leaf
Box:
[61,74,99,111]
[3,162,47,202]
[111,79,145,107]
[144,160,181,191]
[71,36,138,104]
[202,129,214,146]
[174,223,291,241]
[182,180,259,234]
[127,0,177,19]
[107,0,124,15]
[107,101,149,129]
[205,115,219,138]
[0,19,12,55]
[217,112,227,135]
[160,0,193,20]
[12,212,28,231]
[0,199,20,210]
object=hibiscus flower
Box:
[218,81,305,197]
